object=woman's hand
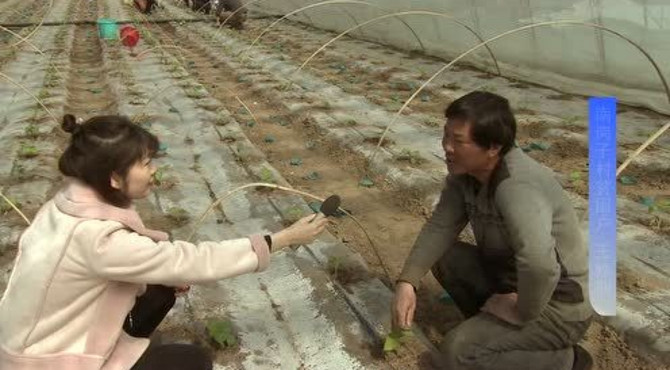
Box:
[174,285,190,296]
[271,214,328,251]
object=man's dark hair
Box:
[444,91,517,155]
[59,114,159,208]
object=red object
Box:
[120,25,140,50]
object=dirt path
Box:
[64,4,118,116]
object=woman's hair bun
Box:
[62,114,79,134]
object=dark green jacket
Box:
[399,147,593,323]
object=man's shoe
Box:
[572,345,593,370]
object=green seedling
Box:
[166,207,190,225]
[207,319,237,348]
[566,116,581,125]
[424,117,441,127]
[327,256,342,278]
[644,196,670,214]
[24,124,39,138]
[271,116,289,126]
[259,167,274,183]
[359,175,374,188]
[37,90,50,100]
[152,164,171,186]
[618,175,637,186]
[529,141,550,151]
[395,149,426,166]
[130,97,145,105]
[330,63,347,74]
[0,197,21,214]
[19,144,39,158]
[216,116,231,126]
[285,205,304,223]
[303,171,320,181]
[383,327,414,353]
[186,88,207,99]
[569,171,584,185]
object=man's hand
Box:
[481,292,522,325]
[392,281,416,330]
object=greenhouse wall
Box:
[249,0,670,114]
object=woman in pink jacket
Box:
[0,114,328,370]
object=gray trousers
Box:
[431,242,592,370]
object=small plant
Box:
[280,81,294,91]
[127,89,143,97]
[383,327,414,353]
[327,256,342,278]
[129,97,145,105]
[0,197,21,215]
[24,124,39,138]
[259,167,274,183]
[285,205,304,223]
[569,171,584,186]
[566,116,581,125]
[343,119,357,127]
[45,76,60,88]
[644,196,670,214]
[19,144,39,158]
[131,113,151,125]
[166,207,190,225]
[10,162,26,179]
[152,164,171,186]
[186,88,207,99]
[215,113,231,126]
[206,319,237,348]
[359,175,374,188]
[37,90,50,100]
[395,149,426,166]
[423,117,441,127]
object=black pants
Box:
[125,285,212,370]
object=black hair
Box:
[58,114,159,208]
[444,91,516,155]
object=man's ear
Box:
[110,172,123,190]
[488,144,502,158]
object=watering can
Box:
[97,18,119,40]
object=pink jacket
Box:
[0,178,270,370]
